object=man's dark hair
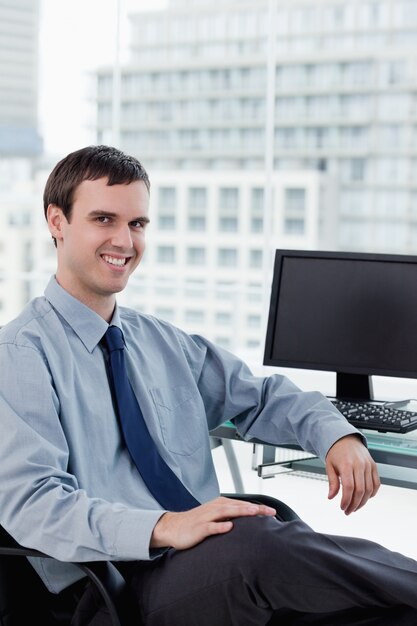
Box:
[43,144,150,228]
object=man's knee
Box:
[216,515,305,574]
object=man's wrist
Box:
[150,511,174,549]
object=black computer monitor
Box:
[263,249,417,401]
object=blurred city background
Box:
[2,0,417,377]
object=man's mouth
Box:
[101,254,130,267]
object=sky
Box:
[39,0,168,157]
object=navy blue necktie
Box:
[102,325,200,512]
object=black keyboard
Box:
[330,399,417,434]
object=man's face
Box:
[47,176,150,315]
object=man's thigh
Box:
[129,516,286,626]
[72,515,417,626]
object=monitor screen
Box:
[263,249,417,400]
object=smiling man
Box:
[46,151,150,320]
[1,145,417,626]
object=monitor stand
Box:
[336,372,374,401]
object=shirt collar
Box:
[44,276,123,353]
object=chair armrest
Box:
[222,492,301,522]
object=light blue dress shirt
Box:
[0,276,362,592]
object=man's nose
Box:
[110,224,133,249]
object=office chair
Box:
[0,494,300,625]
[0,523,130,626]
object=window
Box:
[219,217,238,232]
[185,280,205,298]
[155,307,175,322]
[340,191,370,216]
[8,212,31,226]
[250,188,264,232]
[188,187,207,210]
[219,187,239,210]
[185,309,205,324]
[187,247,206,266]
[215,312,232,325]
[247,314,261,328]
[188,216,206,231]
[378,94,410,120]
[157,246,176,264]
[218,187,239,232]
[214,336,231,349]
[249,249,263,268]
[216,281,235,300]
[188,187,206,231]
[158,187,177,230]
[350,159,367,182]
[247,282,262,302]
[158,215,176,230]
[218,248,238,267]
[284,188,306,235]
[155,278,176,296]
[158,187,176,209]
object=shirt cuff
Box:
[113,508,167,561]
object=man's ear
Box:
[46,204,66,242]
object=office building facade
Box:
[0,0,43,157]
[96,0,417,254]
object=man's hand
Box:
[325,434,380,515]
[150,496,276,550]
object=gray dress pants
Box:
[73,516,417,626]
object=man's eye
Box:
[97,216,110,223]
[131,220,145,229]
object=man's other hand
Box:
[150,496,276,550]
[325,434,380,515]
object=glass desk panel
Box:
[210,422,417,490]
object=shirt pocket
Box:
[149,385,205,456]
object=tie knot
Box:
[103,325,125,352]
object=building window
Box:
[188,187,207,210]
[219,217,238,232]
[157,246,176,264]
[250,187,264,232]
[185,309,205,324]
[247,314,261,328]
[158,215,176,230]
[187,187,207,231]
[158,186,176,209]
[185,280,205,298]
[188,216,206,231]
[218,248,238,267]
[216,281,235,300]
[8,212,31,226]
[350,158,366,182]
[247,282,262,302]
[214,336,231,349]
[187,247,206,266]
[155,307,175,322]
[158,187,177,230]
[249,249,263,268]
[284,188,306,235]
[218,187,239,232]
[215,312,232,325]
